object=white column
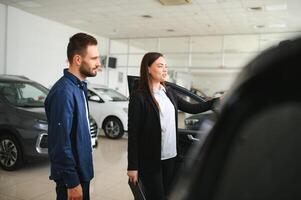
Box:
[0,3,7,74]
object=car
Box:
[212,90,226,98]
[190,87,212,101]
[87,84,128,139]
[170,36,301,200]
[0,74,99,171]
[184,111,217,130]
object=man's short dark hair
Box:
[67,32,98,63]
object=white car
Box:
[87,84,128,139]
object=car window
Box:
[166,82,206,104]
[127,76,205,104]
[173,88,202,104]
[87,89,104,102]
[0,81,48,107]
[93,88,128,101]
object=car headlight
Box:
[185,118,199,125]
[34,119,48,131]
[123,107,128,114]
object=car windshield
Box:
[0,81,49,107]
[93,88,127,101]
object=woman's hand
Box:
[127,170,138,185]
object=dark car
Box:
[170,37,301,200]
[184,111,217,130]
[0,75,99,171]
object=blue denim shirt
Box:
[45,69,93,188]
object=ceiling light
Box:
[158,0,192,6]
[248,6,263,11]
[141,15,153,19]
[268,23,287,28]
[167,29,175,32]
[254,25,265,29]
[266,4,287,11]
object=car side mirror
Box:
[89,95,101,102]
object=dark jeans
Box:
[55,181,90,200]
[139,157,176,200]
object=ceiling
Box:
[0,0,300,38]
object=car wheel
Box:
[103,117,124,139]
[0,135,23,171]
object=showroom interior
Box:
[0,0,301,199]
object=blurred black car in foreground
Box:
[171,37,301,200]
[0,75,98,171]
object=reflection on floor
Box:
[0,133,132,200]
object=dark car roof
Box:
[0,74,32,82]
[127,75,206,103]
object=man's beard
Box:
[79,62,97,77]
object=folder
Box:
[128,179,146,200]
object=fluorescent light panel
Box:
[265,4,287,11]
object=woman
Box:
[127,52,218,200]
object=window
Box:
[0,81,48,107]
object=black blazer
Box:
[127,86,217,171]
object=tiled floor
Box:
[0,134,132,200]
[0,114,186,200]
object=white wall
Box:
[192,72,238,96]
[0,4,6,74]
[3,4,108,87]
[109,32,300,96]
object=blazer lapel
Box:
[146,94,160,122]
[165,87,177,111]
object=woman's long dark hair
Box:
[139,52,164,110]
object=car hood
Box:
[17,107,47,121]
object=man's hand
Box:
[67,184,83,200]
[127,170,138,185]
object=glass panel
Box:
[92,88,127,101]
[109,54,127,67]
[191,53,222,68]
[127,67,140,76]
[177,91,200,104]
[259,33,298,51]
[164,53,188,67]
[224,35,259,53]
[129,38,157,53]
[224,53,257,68]
[191,36,222,53]
[0,82,48,107]
[128,54,144,67]
[110,39,128,54]
[160,37,189,53]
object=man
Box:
[45,32,101,200]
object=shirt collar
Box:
[63,68,87,90]
[153,84,166,94]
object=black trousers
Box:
[139,157,176,200]
[55,181,90,200]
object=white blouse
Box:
[153,85,177,160]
